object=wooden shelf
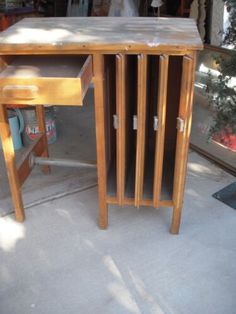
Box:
[105,55,182,205]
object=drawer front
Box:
[0,55,93,106]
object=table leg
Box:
[171,54,196,235]
[93,54,108,229]
[0,104,25,222]
[170,206,182,234]
[35,105,50,174]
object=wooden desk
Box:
[0,17,202,234]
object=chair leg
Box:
[35,105,50,174]
[0,104,25,222]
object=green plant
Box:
[206,0,236,138]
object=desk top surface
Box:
[0,17,203,53]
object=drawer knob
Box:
[2,85,38,100]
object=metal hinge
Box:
[176,117,185,132]
[133,115,138,130]
[153,116,159,131]
[113,114,119,129]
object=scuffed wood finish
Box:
[0,104,25,222]
[171,53,196,234]
[93,54,108,229]
[0,17,203,54]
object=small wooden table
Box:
[0,17,202,234]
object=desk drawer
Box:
[0,55,93,105]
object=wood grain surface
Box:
[0,17,203,53]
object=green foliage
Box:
[223,0,236,49]
[207,69,236,135]
[206,0,236,137]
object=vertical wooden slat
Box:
[116,54,126,206]
[153,54,169,208]
[171,53,196,234]
[93,54,108,229]
[35,105,50,174]
[0,104,25,222]
[134,54,147,207]
[104,57,112,169]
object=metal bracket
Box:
[133,115,138,130]
[153,116,159,131]
[177,117,185,132]
[113,114,119,129]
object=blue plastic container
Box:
[0,109,24,151]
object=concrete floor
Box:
[0,90,236,314]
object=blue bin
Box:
[0,109,24,151]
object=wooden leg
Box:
[171,55,196,234]
[170,206,182,234]
[93,54,108,229]
[99,201,108,229]
[0,104,25,222]
[35,105,50,174]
